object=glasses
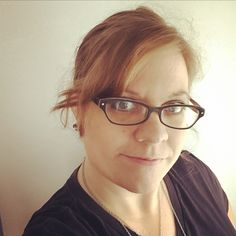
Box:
[93,97,205,130]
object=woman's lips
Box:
[121,154,164,165]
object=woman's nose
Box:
[134,112,168,144]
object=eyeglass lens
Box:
[104,99,200,128]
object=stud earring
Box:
[73,123,78,131]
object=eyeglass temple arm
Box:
[190,98,200,106]
[190,98,205,116]
[93,97,100,105]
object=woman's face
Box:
[81,44,189,193]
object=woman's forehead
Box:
[124,44,185,83]
[122,46,189,99]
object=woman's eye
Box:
[113,101,135,111]
[164,106,184,114]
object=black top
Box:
[23,151,236,236]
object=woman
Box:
[23,6,235,236]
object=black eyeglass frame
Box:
[93,97,205,130]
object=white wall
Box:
[0,1,235,235]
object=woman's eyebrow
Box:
[168,91,190,99]
[122,90,141,98]
[123,90,190,99]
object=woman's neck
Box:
[78,160,161,218]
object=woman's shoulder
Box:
[173,150,220,180]
[23,168,91,236]
[169,150,228,209]
[23,206,89,236]
[166,151,236,235]
[23,167,120,236]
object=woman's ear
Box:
[71,106,80,131]
[71,106,86,136]
[71,103,89,136]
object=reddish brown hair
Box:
[53,6,199,134]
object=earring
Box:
[73,123,78,131]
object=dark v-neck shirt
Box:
[23,151,236,236]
